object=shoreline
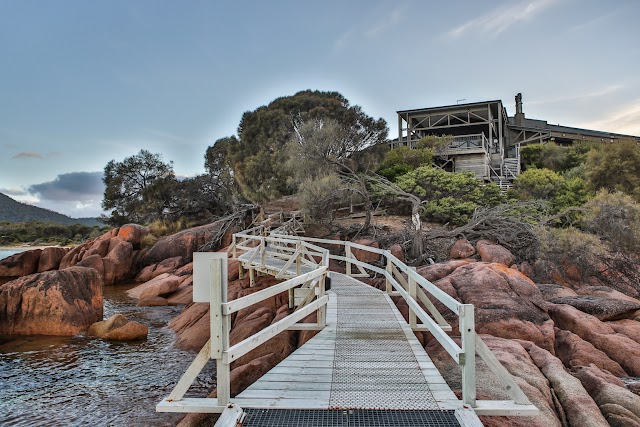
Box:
[0,245,68,251]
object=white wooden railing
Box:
[158,217,537,420]
[269,234,535,414]
[157,227,331,422]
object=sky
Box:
[1,0,639,218]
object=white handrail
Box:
[160,218,535,416]
[265,232,532,409]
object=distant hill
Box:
[0,193,103,226]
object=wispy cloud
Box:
[528,84,623,106]
[334,4,407,50]
[364,5,406,38]
[567,7,623,33]
[13,151,44,160]
[446,0,558,39]
[142,128,188,145]
[578,99,640,136]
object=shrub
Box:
[377,146,433,181]
[585,139,640,200]
[396,166,503,225]
[510,167,589,212]
[583,190,640,253]
[299,174,345,223]
[537,226,606,278]
[520,141,600,173]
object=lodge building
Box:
[392,94,639,189]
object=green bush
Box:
[509,167,589,212]
[521,141,600,173]
[0,222,109,245]
[585,139,640,201]
[583,190,640,253]
[299,174,345,223]
[377,146,433,181]
[395,166,503,225]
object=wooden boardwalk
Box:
[159,228,536,425]
[233,273,479,424]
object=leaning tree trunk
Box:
[410,202,423,259]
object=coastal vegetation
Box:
[0,221,108,246]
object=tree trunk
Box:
[363,191,373,230]
[410,203,423,258]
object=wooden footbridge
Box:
[157,213,538,426]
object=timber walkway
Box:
[157,212,538,426]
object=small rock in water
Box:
[87,314,148,341]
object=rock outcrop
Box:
[450,239,475,259]
[548,303,640,376]
[37,247,68,272]
[87,314,148,340]
[573,364,640,426]
[435,262,554,351]
[553,328,626,376]
[0,249,42,277]
[476,240,515,266]
[141,221,230,266]
[517,340,609,427]
[0,266,103,335]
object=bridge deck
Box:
[233,273,462,412]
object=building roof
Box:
[396,99,503,115]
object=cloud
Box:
[578,99,640,136]
[13,151,44,160]
[446,0,558,39]
[334,4,406,50]
[0,187,27,197]
[364,5,406,38]
[28,171,105,202]
[567,7,623,33]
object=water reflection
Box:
[0,283,214,427]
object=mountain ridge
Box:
[0,193,102,226]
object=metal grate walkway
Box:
[329,274,439,410]
[242,409,460,427]
[233,273,467,424]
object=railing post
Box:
[345,243,352,276]
[317,273,327,328]
[296,241,302,276]
[460,304,476,407]
[408,275,417,328]
[210,257,230,406]
[232,235,237,259]
[260,237,266,270]
[385,256,392,294]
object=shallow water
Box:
[0,284,215,427]
[0,249,23,260]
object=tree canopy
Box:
[585,139,640,200]
[103,149,175,225]
[207,90,388,204]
